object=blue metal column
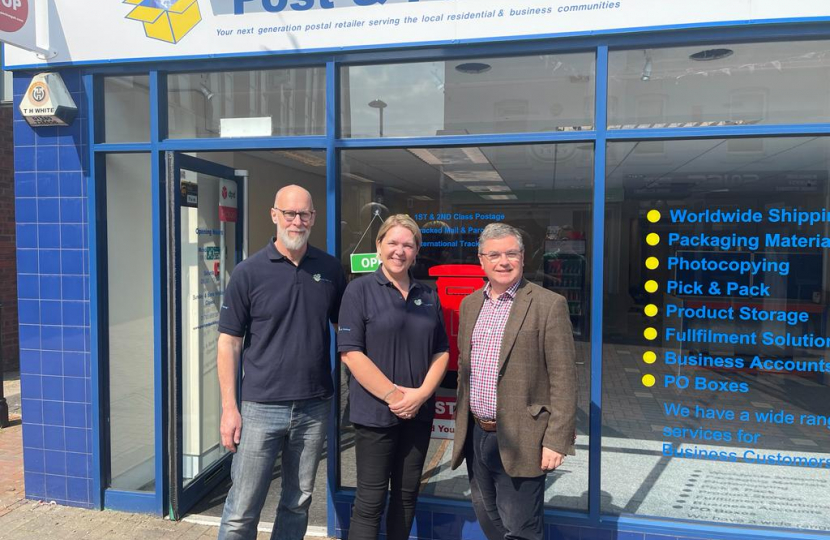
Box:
[588,45,608,523]
[150,70,169,515]
[84,73,104,510]
[325,58,342,538]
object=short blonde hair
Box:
[376,214,422,250]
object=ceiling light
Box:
[481,194,518,200]
[411,195,433,201]
[455,62,491,74]
[409,148,443,165]
[280,150,326,167]
[462,147,489,164]
[408,147,489,166]
[343,172,374,184]
[466,185,511,193]
[443,170,504,183]
[689,48,734,61]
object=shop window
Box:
[339,143,593,511]
[105,153,155,491]
[167,68,326,139]
[602,137,830,532]
[103,75,150,143]
[608,40,830,128]
[341,53,595,138]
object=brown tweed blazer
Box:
[450,279,577,478]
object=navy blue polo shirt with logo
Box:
[337,268,449,428]
[218,240,346,402]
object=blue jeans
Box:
[218,398,330,540]
[466,423,545,540]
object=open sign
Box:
[350,253,380,273]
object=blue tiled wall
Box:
[14,70,93,508]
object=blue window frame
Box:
[77,22,830,540]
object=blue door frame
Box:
[77,21,830,539]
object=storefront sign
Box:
[18,72,77,127]
[0,0,52,56]
[431,395,455,440]
[350,253,380,273]
[5,1,830,66]
[218,179,237,223]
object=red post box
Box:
[428,264,486,374]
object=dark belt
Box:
[473,416,497,432]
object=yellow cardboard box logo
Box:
[124,0,202,44]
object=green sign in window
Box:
[350,253,380,273]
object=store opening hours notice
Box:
[641,205,830,469]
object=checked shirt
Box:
[469,280,520,421]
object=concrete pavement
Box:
[0,373,294,540]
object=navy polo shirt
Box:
[337,268,449,428]
[218,240,346,402]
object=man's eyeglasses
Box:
[479,250,523,263]
[274,208,315,222]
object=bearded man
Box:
[217,185,346,540]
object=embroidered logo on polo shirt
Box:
[312,273,334,284]
[414,299,422,306]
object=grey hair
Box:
[478,223,524,252]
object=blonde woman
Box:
[337,214,449,540]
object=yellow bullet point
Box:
[645,280,658,293]
[644,304,658,317]
[646,233,660,246]
[644,327,658,340]
[647,210,661,223]
[646,257,659,270]
[642,374,656,387]
[643,351,657,364]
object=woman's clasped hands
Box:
[386,385,427,420]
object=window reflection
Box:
[168,68,326,138]
[104,75,150,143]
[609,40,830,128]
[342,54,595,138]
[106,154,156,492]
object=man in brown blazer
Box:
[451,223,577,540]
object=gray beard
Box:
[278,226,310,250]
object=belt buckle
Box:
[475,416,497,432]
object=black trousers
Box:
[349,420,432,540]
[466,423,545,540]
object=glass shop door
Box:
[166,152,245,519]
